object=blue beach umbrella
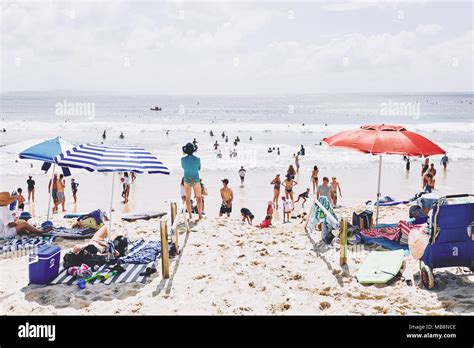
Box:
[19,137,75,220]
[55,143,170,235]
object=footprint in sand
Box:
[288,273,303,281]
[319,302,331,310]
[268,303,291,313]
[193,274,210,280]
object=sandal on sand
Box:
[139,267,157,277]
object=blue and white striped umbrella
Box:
[55,143,170,174]
[54,143,170,239]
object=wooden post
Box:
[339,218,348,266]
[171,202,177,225]
[171,202,178,248]
[183,206,190,233]
[160,220,170,278]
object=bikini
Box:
[273,180,281,190]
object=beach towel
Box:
[117,239,171,265]
[63,213,85,219]
[46,227,96,239]
[0,236,56,256]
[49,261,156,285]
[307,196,338,243]
[360,235,409,251]
[361,226,400,241]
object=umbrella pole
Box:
[46,164,56,221]
[375,155,382,225]
[108,172,116,237]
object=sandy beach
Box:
[1,202,473,315]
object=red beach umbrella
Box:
[323,124,446,223]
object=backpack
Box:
[63,245,107,269]
[113,236,128,257]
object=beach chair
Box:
[420,194,474,289]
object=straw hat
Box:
[0,192,16,206]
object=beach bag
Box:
[352,211,373,229]
[321,224,335,244]
[409,205,426,219]
[63,245,107,269]
[113,236,128,257]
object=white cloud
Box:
[0,1,471,94]
[416,24,443,35]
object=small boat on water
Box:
[150,106,162,111]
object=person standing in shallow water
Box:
[181,143,203,220]
[440,154,449,169]
[26,176,35,202]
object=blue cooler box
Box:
[29,245,61,284]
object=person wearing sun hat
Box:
[0,192,52,238]
[181,142,203,220]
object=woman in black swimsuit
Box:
[270,174,281,209]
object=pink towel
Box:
[361,226,400,241]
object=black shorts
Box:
[28,187,34,192]
[220,204,232,215]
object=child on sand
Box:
[259,215,272,228]
[282,196,293,223]
[17,188,25,211]
[240,208,254,225]
[266,201,274,217]
[219,179,233,217]
[295,188,310,207]
[330,177,342,207]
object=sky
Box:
[1,0,473,94]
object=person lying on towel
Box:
[70,225,127,258]
[0,192,52,238]
[72,209,108,230]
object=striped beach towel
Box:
[49,261,156,285]
[0,236,56,257]
[46,227,96,239]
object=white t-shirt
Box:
[284,200,293,213]
[0,205,16,238]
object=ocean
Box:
[1,92,473,218]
